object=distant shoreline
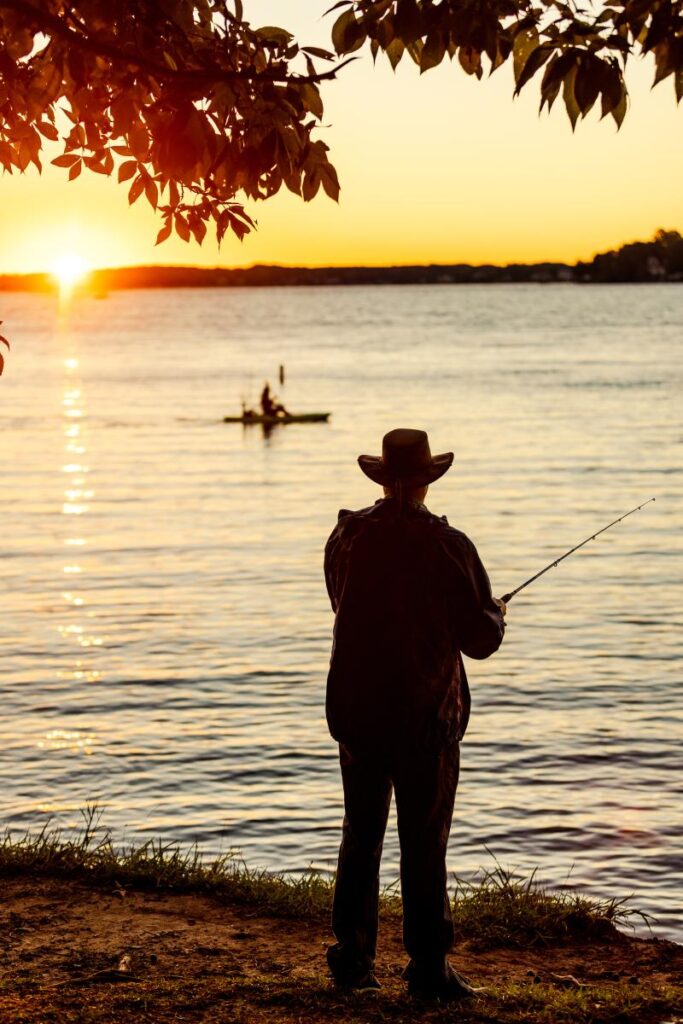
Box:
[1,258,682,293]
[1,262,578,292]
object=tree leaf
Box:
[128,123,149,159]
[128,175,145,204]
[406,39,424,66]
[155,221,172,245]
[458,47,482,78]
[144,178,158,208]
[563,65,580,130]
[283,168,302,195]
[0,333,8,377]
[513,27,539,85]
[84,155,108,174]
[421,33,446,73]
[302,46,335,60]
[386,37,405,70]
[321,163,340,200]
[395,0,422,45]
[599,62,623,117]
[68,160,82,180]
[256,26,294,45]
[539,52,575,112]
[51,154,79,167]
[37,121,59,141]
[191,218,207,244]
[232,206,256,229]
[611,87,628,128]
[299,83,323,119]
[515,44,552,94]
[302,169,321,201]
[332,10,356,54]
[574,57,602,115]
[174,213,190,242]
[325,0,351,15]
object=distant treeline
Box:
[575,229,683,283]
[2,230,682,292]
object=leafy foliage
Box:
[332,0,683,131]
[0,1,344,246]
[0,321,8,374]
[0,1,682,254]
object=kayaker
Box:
[323,428,506,1000]
[260,381,288,418]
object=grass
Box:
[2,971,681,1024]
[0,804,334,919]
[0,804,649,948]
[172,976,683,1024]
[1,806,681,1024]
[481,980,683,1024]
[448,866,647,948]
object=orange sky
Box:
[1,1,682,273]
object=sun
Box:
[51,252,91,292]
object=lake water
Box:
[1,283,681,938]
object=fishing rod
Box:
[501,498,655,604]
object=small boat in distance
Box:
[223,411,331,425]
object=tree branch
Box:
[3,1,355,87]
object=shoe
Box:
[327,944,381,992]
[346,971,381,992]
[403,959,477,1002]
[329,969,381,992]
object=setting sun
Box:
[51,251,91,291]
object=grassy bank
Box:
[1,808,681,1023]
[0,806,645,944]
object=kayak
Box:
[223,412,331,424]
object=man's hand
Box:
[493,597,507,617]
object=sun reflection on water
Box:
[38,729,95,755]
[55,345,104,673]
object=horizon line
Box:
[2,227,679,279]
[3,258,580,278]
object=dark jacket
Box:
[324,497,504,751]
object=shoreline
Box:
[1,818,681,1022]
[1,872,681,1024]
[3,226,683,292]
[2,264,683,293]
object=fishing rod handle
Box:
[501,592,512,604]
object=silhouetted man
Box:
[324,428,506,1000]
[260,381,288,418]
[260,382,276,416]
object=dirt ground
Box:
[1,875,682,1023]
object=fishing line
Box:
[501,498,656,604]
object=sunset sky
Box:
[1,0,682,273]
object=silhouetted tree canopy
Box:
[334,0,683,130]
[577,228,683,280]
[0,1,682,247]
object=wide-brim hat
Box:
[358,428,453,488]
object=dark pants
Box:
[329,739,460,981]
